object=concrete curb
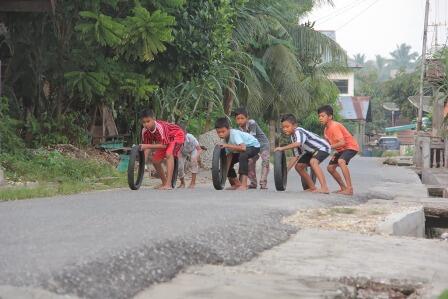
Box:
[376,207,426,238]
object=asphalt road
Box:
[0,158,422,299]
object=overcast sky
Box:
[305,0,448,60]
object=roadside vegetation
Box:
[0,0,349,199]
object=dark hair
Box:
[234,107,248,117]
[280,114,297,124]
[140,109,155,119]
[317,105,333,116]
[177,122,187,132]
[215,117,230,129]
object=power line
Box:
[318,0,372,25]
[313,0,361,23]
[335,0,382,31]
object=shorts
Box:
[329,149,358,165]
[152,142,183,162]
[298,150,329,165]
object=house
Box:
[320,30,371,152]
[337,96,372,152]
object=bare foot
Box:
[260,186,268,190]
[177,183,185,189]
[154,184,164,189]
[225,185,240,190]
[188,184,195,189]
[235,186,248,191]
[332,189,344,193]
[339,188,353,195]
[305,188,317,192]
[313,188,330,194]
[159,185,173,190]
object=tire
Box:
[274,151,287,191]
[171,157,179,188]
[301,168,317,190]
[128,145,145,190]
[212,145,227,190]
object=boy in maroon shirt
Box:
[139,109,185,190]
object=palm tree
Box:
[389,43,418,72]
[353,53,366,66]
[230,0,347,148]
[375,54,390,81]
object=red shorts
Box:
[152,131,185,162]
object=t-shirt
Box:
[324,121,359,153]
[141,120,184,145]
[182,133,199,155]
[291,127,330,157]
[238,119,269,151]
[226,129,260,153]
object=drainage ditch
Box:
[424,207,448,239]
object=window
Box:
[332,79,349,94]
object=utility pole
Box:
[417,0,430,131]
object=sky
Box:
[305,0,448,60]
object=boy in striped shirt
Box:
[274,114,330,194]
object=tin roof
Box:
[338,96,371,121]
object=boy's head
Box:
[215,117,231,139]
[317,105,334,125]
[178,123,187,133]
[140,109,156,130]
[234,107,248,127]
[280,114,298,136]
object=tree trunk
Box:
[204,101,214,133]
[224,79,235,116]
[269,119,277,152]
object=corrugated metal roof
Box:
[338,96,371,121]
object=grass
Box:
[439,290,448,299]
[329,207,357,214]
[0,150,127,201]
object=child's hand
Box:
[219,144,228,149]
[274,146,283,152]
[139,144,145,151]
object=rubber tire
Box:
[300,168,317,190]
[212,145,227,190]
[128,145,145,190]
[274,151,287,191]
[171,157,179,188]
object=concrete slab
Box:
[375,207,426,237]
[137,229,448,299]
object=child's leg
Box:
[309,158,329,194]
[338,159,353,195]
[189,150,199,188]
[247,155,259,188]
[160,154,174,189]
[236,147,259,190]
[177,153,186,188]
[295,163,316,191]
[259,149,270,189]
[227,153,241,189]
[152,149,167,187]
[327,164,346,192]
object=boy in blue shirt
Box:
[215,117,260,190]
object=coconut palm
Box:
[389,43,418,72]
[353,53,366,66]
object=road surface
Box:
[0,158,424,298]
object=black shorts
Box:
[329,149,358,165]
[297,150,330,165]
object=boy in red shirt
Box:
[139,109,185,190]
[318,105,359,195]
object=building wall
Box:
[328,72,355,96]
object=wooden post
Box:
[421,135,431,169]
[445,139,448,168]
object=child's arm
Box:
[221,143,246,152]
[274,142,301,152]
[195,145,203,156]
[287,156,299,171]
[140,144,167,150]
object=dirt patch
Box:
[284,201,421,235]
[337,277,425,299]
[47,144,120,166]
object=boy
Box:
[139,109,185,190]
[178,125,202,189]
[274,114,330,194]
[234,107,270,189]
[318,105,359,195]
[215,117,260,191]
